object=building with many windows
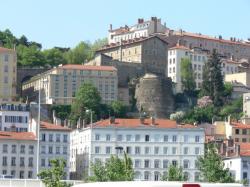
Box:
[22,64,118,105]
[70,118,205,181]
[0,131,37,179]
[39,121,71,179]
[0,103,30,132]
[0,47,17,103]
[167,45,239,93]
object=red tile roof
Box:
[59,64,117,71]
[40,121,71,131]
[230,122,250,129]
[0,47,15,53]
[94,118,198,129]
[0,131,36,141]
[237,143,250,156]
[176,31,250,47]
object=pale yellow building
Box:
[225,72,250,87]
[22,64,118,105]
[0,47,17,103]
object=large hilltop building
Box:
[0,47,17,103]
[108,17,168,44]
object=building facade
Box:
[0,132,37,179]
[0,47,17,103]
[39,121,71,179]
[22,65,118,105]
[96,35,168,75]
[108,17,168,44]
[70,118,205,182]
[0,103,30,132]
[168,45,239,93]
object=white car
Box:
[73,181,243,187]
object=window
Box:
[63,134,68,142]
[163,147,168,154]
[135,134,140,141]
[163,160,168,168]
[172,147,177,155]
[63,146,67,154]
[145,147,150,154]
[163,135,168,142]
[117,135,122,141]
[243,160,248,169]
[41,134,46,141]
[144,160,150,168]
[29,145,34,154]
[135,160,140,168]
[183,160,189,169]
[3,144,8,153]
[195,147,200,155]
[106,134,111,141]
[195,160,199,168]
[56,134,60,142]
[126,135,132,141]
[4,54,9,62]
[172,160,177,166]
[11,145,16,153]
[56,147,60,154]
[20,145,25,154]
[154,147,159,155]
[41,159,46,167]
[2,156,7,166]
[28,171,33,178]
[48,146,53,154]
[95,147,100,154]
[243,172,248,179]
[173,58,175,64]
[169,68,172,73]
[126,146,132,154]
[235,138,239,142]
[172,135,177,142]
[154,160,160,168]
[4,65,8,72]
[20,171,24,179]
[135,147,140,154]
[242,138,247,142]
[145,135,150,142]
[28,157,33,167]
[195,172,200,181]
[184,147,189,155]
[41,146,46,154]
[195,136,200,142]
[11,170,15,177]
[184,135,189,142]
[106,147,111,154]
[11,157,16,166]
[242,129,247,135]
[20,157,25,167]
[173,67,175,73]
[95,134,100,141]
[48,134,53,142]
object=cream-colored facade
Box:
[0,47,17,103]
[168,45,239,93]
[225,72,250,87]
[22,65,118,105]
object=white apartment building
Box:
[70,118,205,182]
[0,103,30,132]
[39,121,71,179]
[108,17,168,44]
[22,64,118,105]
[167,45,239,93]
[0,131,37,179]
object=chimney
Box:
[109,24,113,31]
[150,116,155,125]
[151,17,157,33]
[236,144,240,156]
[227,115,231,124]
[138,18,144,24]
[109,116,115,124]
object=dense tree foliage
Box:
[198,144,234,183]
[201,49,224,106]
[110,101,127,118]
[162,165,186,181]
[0,29,107,67]
[38,158,71,187]
[88,152,134,182]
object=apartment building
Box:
[167,45,239,93]
[0,47,17,103]
[225,72,250,87]
[108,17,168,44]
[0,103,30,132]
[0,131,37,179]
[70,118,205,182]
[22,65,118,105]
[39,121,71,179]
[96,35,168,75]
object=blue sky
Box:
[1,0,250,49]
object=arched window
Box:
[184,172,189,181]
[144,171,151,181]
[194,172,200,181]
[183,160,190,169]
[135,171,142,180]
[163,160,168,169]
[154,171,161,181]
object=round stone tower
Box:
[135,73,174,118]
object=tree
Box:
[71,83,101,126]
[180,58,196,95]
[38,158,71,187]
[198,143,234,183]
[170,111,185,123]
[110,101,127,118]
[162,164,186,181]
[43,48,68,67]
[89,152,134,182]
[201,50,224,106]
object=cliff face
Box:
[135,73,174,118]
